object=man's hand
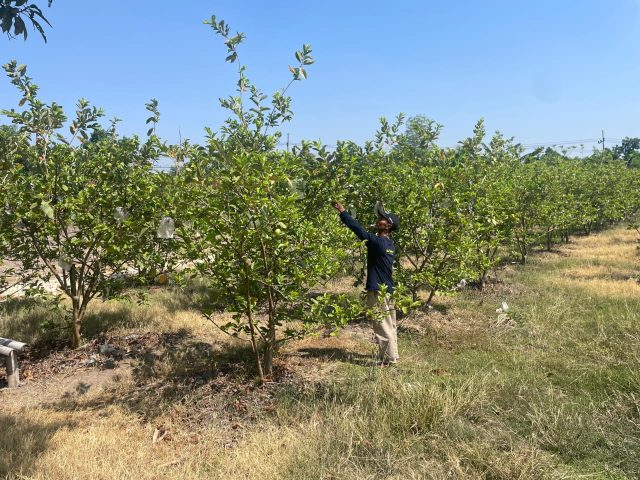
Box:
[333,202,346,213]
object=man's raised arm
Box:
[333,202,371,241]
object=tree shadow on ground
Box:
[0,414,75,477]
[47,334,265,424]
[296,347,375,366]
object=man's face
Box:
[376,217,390,231]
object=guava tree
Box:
[179,149,354,380]
[0,126,22,295]
[117,99,190,285]
[0,61,159,347]
[172,16,358,380]
[503,162,546,264]
[388,162,476,303]
[613,137,640,168]
[461,132,521,287]
[296,116,476,304]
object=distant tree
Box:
[397,115,442,154]
[584,147,620,165]
[1,0,52,42]
[88,125,109,144]
[613,137,640,168]
[520,146,569,164]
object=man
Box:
[333,201,400,365]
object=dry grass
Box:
[561,228,639,262]
[2,224,640,479]
[550,275,640,298]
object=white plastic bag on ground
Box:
[496,302,509,313]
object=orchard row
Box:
[1,58,639,378]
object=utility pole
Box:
[286,133,290,152]
[598,130,605,152]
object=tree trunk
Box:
[263,341,273,378]
[262,301,276,379]
[264,310,277,378]
[247,304,264,383]
[70,266,82,349]
[515,234,527,264]
[478,269,488,290]
[71,310,81,349]
[243,264,264,383]
[426,288,436,306]
[245,301,264,382]
[259,240,276,379]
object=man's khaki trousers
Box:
[366,290,399,363]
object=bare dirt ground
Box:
[0,332,186,408]
[0,323,377,419]
[1,365,128,409]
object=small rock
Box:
[99,344,118,356]
[102,359,116,369]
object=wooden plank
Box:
[0,337,28,352]
[5,349,19,387]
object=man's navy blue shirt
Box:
[340,211,396,293]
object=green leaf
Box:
[14,17,26,38]
[1,15,13,33]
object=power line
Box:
[520,138,601,147]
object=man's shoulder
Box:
[371,235,395,250]
[381,236,395,245]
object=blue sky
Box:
[2,0,639,153]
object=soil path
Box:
[1,362,132,409]
[0,332,186,409]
